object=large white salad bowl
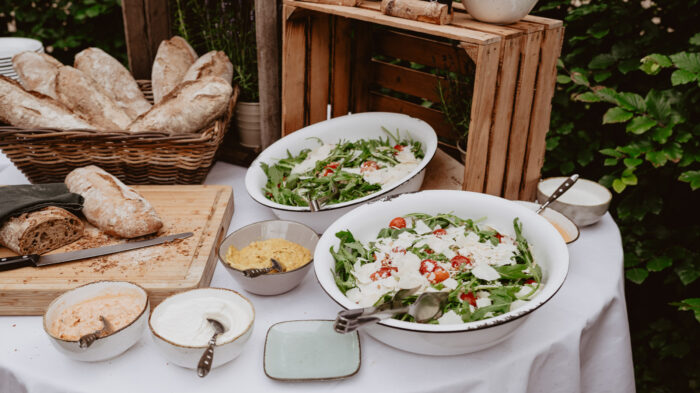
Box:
[245,112,438,233]
[313,190,569,355]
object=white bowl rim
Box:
[514,200,581,244]
[148,287,255,349]
[245,112,438,212]
[43,280,149,343]
[217,219,319,276]
[313,190,570,333]
[538,176,613,207]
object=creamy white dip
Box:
[151,296,252,346]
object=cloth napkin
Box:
[0,184,83,223]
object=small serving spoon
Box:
[334,288,449,334]
[79,315,113,348]
[536,174,579,214]
[306,183,339,212]
[241,258,284,278]
[197,318,227,378]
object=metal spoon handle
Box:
[537,174,579,214]
[334,304,409,333]
[197,334,218,378]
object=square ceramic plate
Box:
[264,320,361,381]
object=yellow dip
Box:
[225,238,311,273]
[50,290,144,340]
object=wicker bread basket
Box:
[0,80,239,184]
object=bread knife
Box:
[0,232,193,272]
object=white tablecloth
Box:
[0,157,635,393]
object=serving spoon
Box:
[334,288,449,334]
[241,258,284,278]
[79,315,113,348]
[536,174,579,214]
[197,318,227,377]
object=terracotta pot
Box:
[236,102,261,148]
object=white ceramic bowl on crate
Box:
[462,0,539,25]
[313,190,569,355]
[244,112,438,233]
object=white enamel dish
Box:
[43,281,149,362]
[245,112,438,233]
[313,190,569,355]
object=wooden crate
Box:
[281,0,564,201]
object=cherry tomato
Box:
[389,217,406,229]
[419,259,437,275]
[425,248,434,254]
[494,233,504,243]
[433,228,447,237]
[360,160,379,173]
[394,144,405,151]
[419,259,449,283]
[450,255,472,269]
[431,269,450,283]
[460,292,477,306]
[324,161,340,169]
[370,266,397,281]
[321,168,334,177]
[524,279,536,285]
[391,247,406,255]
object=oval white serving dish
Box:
[245,112,438,233]
[149,288,255,370]
[313,190,569,355]
[43,281,149,362]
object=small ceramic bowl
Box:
[462,0,539,25]
[43,281,149,362]
[149,288,254,370]
[537,177,612,226]
[217,220,320,296]
[514,201,580,244]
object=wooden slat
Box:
[522,15,564,28]
[375,29,473,75]
[351,21,373,113]
[520,26,565,200]
[331,16,353,117]
[282,5,308,135]
[144,0,170,58]
[461,40,500,192]
[503,29,543,199]
[255,0,282,148]
[450,12,523,38]
[371,60,446,103]
[452,2,561,30]
[484,35,522,196]
[121,0,151,78]
[369,92,456,140]
[286,0,501,44]
[308,14,332,124]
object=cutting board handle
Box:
[0,255,39,272]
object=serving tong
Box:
[305,183,339,212]
[242,258,284,278]
[334,288,449,334]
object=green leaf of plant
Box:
[615,92,646,112]
[623,158,643,168]
[588,53,616,70]
[678,170,700,190]
[626,116,657,134]
[663,142,683,162]
[626,268,649,284]
[645,89,672,122]
[669,52,700,74]
[647,256,672,272]
[645,150,668,167]
[652,126,673,144]
[557,74,571,84]
[612,178,626,193]
[691,33,700,46]
[604,158,618,166]
[671,298,700,323]
[675,261,700,286]
[617,59,640,74]
[594,70,612,83]
[670,69,697,86]
[622,173,638,185]
[640,54,672,75]
[575,92,600,102]
[603,107,633,124]
[600,148,623,158]
[594,87,619,103]
[570,71,589,86]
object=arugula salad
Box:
[331,213,542,324]
[260,128,424,207]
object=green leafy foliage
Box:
[0,0,126,65]
[534,0,700,391]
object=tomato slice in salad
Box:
[370,266,397,281]
[389,217,406,229]
[360,160,379,173]
[432,228,447,237]
[419,259,449,283]
[450,255,472,269]
[460,291,477,306]
[393,144,405,151]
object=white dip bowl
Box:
[462,0,539,25]
[537,177,612,226]
[313,190,569,355]
[149,288,255,370]
[43,281,149,362]
[245,112,438,233]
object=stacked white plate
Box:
[0,37,44,81]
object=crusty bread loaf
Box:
[74,47,152,119]
[65,166,163,238]
[0,75,96,130]
[55,66,133,130]
[151,36,198,104]
[182,51,233,85]
[127,76,232,135]
[12,51,63,99]
[0,206,84,255]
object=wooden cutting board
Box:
[0,185,234,315]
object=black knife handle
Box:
[0,254,39,272]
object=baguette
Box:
[12,51,63,99]
[182,51,233,85]
[74,47,152,119]
[65,166,163,238]
[0,206,84,255]
[151,36,198,104]
[127,76,232,135]
[0,75,96,130]
[55,66,133,130]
